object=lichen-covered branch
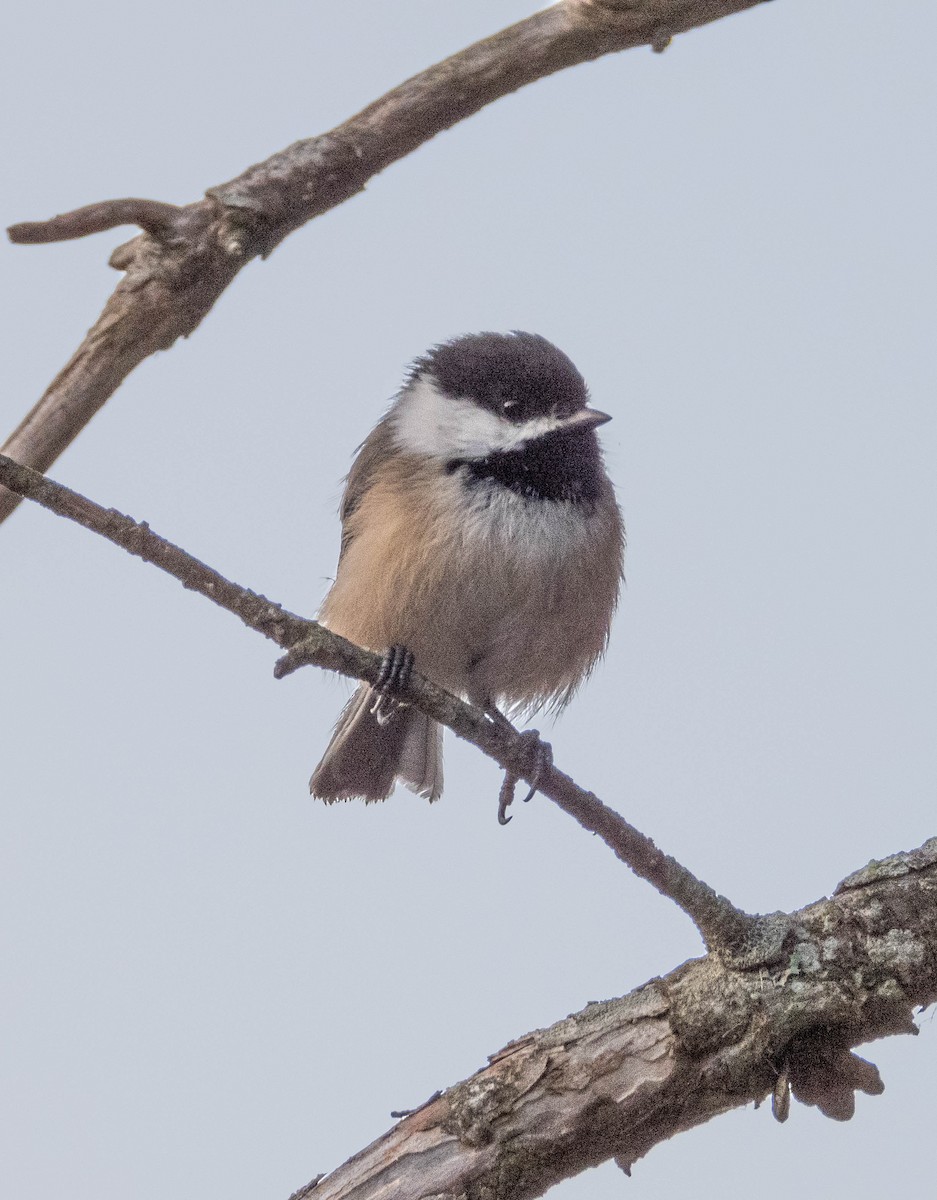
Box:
[1,0,773,523]
[291,839,937,1200]
[0,450,757,952]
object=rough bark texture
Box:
[1,0,772,522]
[297,839,937,1200]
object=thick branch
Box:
[1,0,773,523]
[296,839,937,1200]
[0,450,759,953]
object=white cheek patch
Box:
[392,374,565,460]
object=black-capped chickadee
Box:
[310,331,624,802]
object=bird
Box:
[309,330,624,804]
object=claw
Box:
[497,775,514,825]
[517,730,553,802]
[494,727,553,824]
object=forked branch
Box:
[8,199,185,244]
[2,0,773,522]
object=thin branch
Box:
[4,469,936,1193]
[0,449,763,955]
[282,635,771,957]
[7,199,185,243]
[1,0,774,523]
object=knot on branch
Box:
[717,910,795,971]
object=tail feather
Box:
[310,685,443,803]
[398,710,444,801]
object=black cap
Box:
[411,331,589,425]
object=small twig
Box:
[0,450,763,954]
[8,198,185,244]
[389,1089,443,1119]
[287,1174,326,1200]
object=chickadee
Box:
[310,331,624,803]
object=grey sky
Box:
[2,3,935,1198]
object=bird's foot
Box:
[493,723,553,825]
[369,644,414,726]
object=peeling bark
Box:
[304,839,937,1199]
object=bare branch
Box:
[3,465,936,1194]
[299,838,937,1200]
[1,0,773,523]
[7,199,185,244]
[0,449,764,955]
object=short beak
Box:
[563,407,612,431]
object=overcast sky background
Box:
[2,3,936,1198]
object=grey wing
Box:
[338,412,398,563]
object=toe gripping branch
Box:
[369,644,414,725]
[492,721,554,825]
[366,652,553,822]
